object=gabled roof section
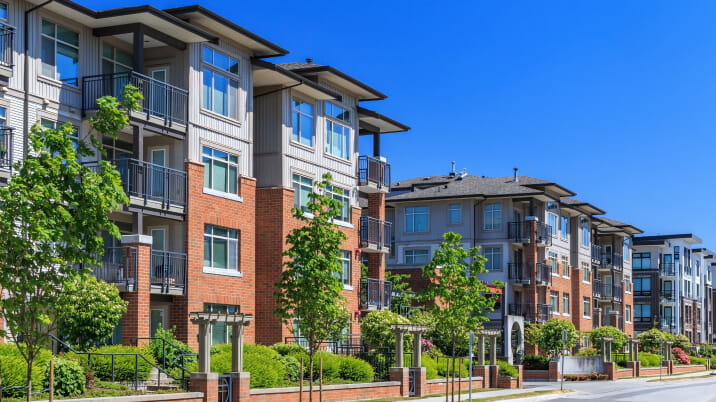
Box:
[593,216,643,235]
[357,106,410,135]
[252,59,340,100]
[164,5,289,57]
[280,63,387,101]
[560,197,605,216]
[633,233,702,245]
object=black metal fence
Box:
[535,262,551,285]
[92,246,138,290]
[114,158,187,209]
[360,277,392,310]
[357,155,391,190]
[0,126,12,168]
[359,216,391,251]
[0,24,14,69]
[508,262,527,282]
[661,262,676,276]
[151,250,187,294]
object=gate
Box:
[408,367,419,396]
[218,374,233,402]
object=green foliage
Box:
[670,334,692,350]
[524,323,541,348]
[421,354,440,379]
[575,347,600,356]
[698,344,714,358]
[385,270,416,315]
[243,352,286,388]
[74,345,156,382]
[43,358,85,397]
[274,354,301,382]
[637,328,669,354]
[638,352,661,367]
[0,345,51,398]
[361,309,411,348]
[271,342,306,356]
[521,354,550,370]
[57,273,127,350]
[150,327,196,378]
[338,356,374,382]
[497,360,519,377]
[589,326,629,352]
[690,356,706,365]
[436,357,469,378]
[420,232,500,361]
[535,319,579,356]
[274,173,351,386]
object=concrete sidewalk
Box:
[405,385,566,402]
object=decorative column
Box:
[600,337,613,362]
[478,334,486,365]
[490,335,498,365]
[391,326,407,368]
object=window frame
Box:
[484,246,502,271]
[40,19,79,86]
[203,224,240,272]
[291,97,314,147]
[337,250,351,286]
[583,297,591,318]
[201,46,240,119]
[405,206,429,233]
[632,252,651,270]
[404,248,430,265]
[560,215,569,240]
[550,291,559,315]
[483,203,502,231]
[204,303,239,345]
[292,173,313,213]
[549,252,558,275]
[327,184,351,223]
[448,204,462,225]
[324,102,351,160]
[562,293,570,315]
[202,145,239,196]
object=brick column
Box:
[412,367,428,397]
[489,365,499,388]
[190,372,218,402]
[230,372,250,401]
[604,361,616,380]
[389,367,410,396]
[472,365,489,388]
[121,234,152,345]
[626,361,640,377]
[548,361,560,380]
[516,365,523,388]
[366,192,386,280]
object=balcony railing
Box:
[82,71,189,128]
[661,290,676,302]
[91,246,138,291]
[601,253,623,270]
[507,221,552,246]
[593,279,602,298]
[114,158,187,210]
[150,250,187,294]
[357,155,390,192]
[508,262,528,283]
[536,262,551,285]
[359,216,391,253]
[660,319,675,330]
[0,126,12,168]
[537,304,551,323]
[634,290,652,297]
[360,278,392,311]
[0,25,14,71]
[507,303,551,323]
[661,263,676,276]
[591,245,602,265]
[599,284,623,301]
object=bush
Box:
[698,344,714,358]
[0,344,52,398]
[575,347,600,356]
[590,326,629,352]
[273,354,300,382]
[421,354,440,379]
[271,343,306,356]
[361,310,411,348]
[670,334,692,351]
[245,344,279,358]
[76,345,156,382]
[522,354,550,370]
[244,352,285,388]
[637,329,669,354]
[150,327,196,378]
[690,356,706,365]
[672,347,690,365]
[339,356,374,382]
[497,360,518,377]
[44,358,85,397]
[536,319,578,356]
[639,352,661,367]
[436,357,469,378]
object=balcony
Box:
[634,289,652,297]
[91,246,138,292]
[593,279,602,298]
[661,263,676,276]
[150,250,187,295]
[535,262,551,286]
[114,158,187,214]
[359,216,391,253]
[359,278,392,311]
[660,319,675,331]
[82,71,188,132]
[508,262,529,285]
[536,304,551,323]
[0,25,14,79]
[507,221,552,246]
[600,252,623,271]
[0,126,12,169]
[593,308,603,327]
[684,265,693,276]
[598,284,623,302]
[591,245,602,265]
[357,156,390,193]
[661,290,676,303]
[507,303,551,323]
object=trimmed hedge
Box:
[338,356,374,382]
[271,343,306,356]
[639,352,661,367]
[690,356,706,365]
[497,360,518,377]
[422,354,440,379]
[0,344,52,398]
[73,345,156,382]
[522,354,550,370]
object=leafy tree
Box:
[637,328,669,354]
[360,309,411,349]
[524,323,542,348]
[535,319,578,357]
[0,86,140,401]
[669,333,691,351]
[589,326,628,352]
[385,270,416,316]
[274,173,351,401]
[57,273,128,350]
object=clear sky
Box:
[85,0,716,248]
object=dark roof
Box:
[594,216,643,235]
[560,197,606,215]
[633,234,702,245]
[357,106,410,135]
[252,59,341,100]
[279,63,387,101]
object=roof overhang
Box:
[560,201,605,216]
[252,59,340,100]
[523,182,576,197]
[633,233,702,245]
[287,66,386,101]
[357,106,410,135]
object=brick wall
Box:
[122,241,151,344]
[249,382,401,402]
[623,287,634,336]
[570,267,593,332]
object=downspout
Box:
[23,0,53,157]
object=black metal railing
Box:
[131,336,196,391]
[114,158,187,209]
[82,71,189,127]
[284,335,363,356]
[660,318,675,329]
[593,279,602,298]
[357,155,390,191]
[661,289,676,301]
[661,262,676,276]
[360,278,392,311]
[600,284,623,301]
[591,244,602,265]
[0,126,12,168]
[91,246,138,290]
[602,252,623,270]
[359,216,391,252]
[508,262,527,282]
[537,304,551,322]
[536,262,551,285]
[507,221,552,246]
[0,25,14,69]
[150,250,187,294]
[634,289,652,297]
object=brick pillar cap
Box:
[122,234,152,245]
[190,372,219,380]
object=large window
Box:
[41,119,79,149]
[41,20,79,85]
[484,247,502,271]
[325,102,350,159]
[581,262,590,282]
[405,249,429,265]
[550,291,559,314]
[561,255,569,277]
[337,250,351,285]
[633,278,651,296]
[448,204,462,224]
[204,225,239,271]
[549,252,558,275]
[483,203,501,230]
[292,98,314,146]
[102,43,132,74]
[327,185,350,222]
[202,46,239,118]
[560,216,569,239]
[203,146,238,195]
[632,252,651,270]
[623,237,631,261]
[625,305,632,323]
[563,293,570,314]
[204,303,239,345]
[548,213,557,236]
[405,206,429,233]
[292,174,313,212]
[583,297,590,317]
[634,304,651,322]
[580,218,589,247]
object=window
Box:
[337,251,351,285]
[484,247,502,271]
[102,43,132,74]
[405,249,429,265]
[561,255,569,277]
[291,98,314,146]
[405,206,429,233]
[626,305,632,323]
[634,278,651,296]
[448,204,462,224]
[580,218,589,247]
[203,146,238,195]
[549,252,558,275]
[0,3,7,20]
[483,203,501,230]
[583,297,591,317]
[563,293,570,314]
[202,46,239,118]
[204,225,239,271]
[292,174,313,212]
[325,102,350,159]
[623,237,631,261]
[550,291,559,314]
[635,304,651,322]
[204,304,239,345]
[624,277,632,293]
[581,262,590,282]
[41,20,79,85]
[632,253,651,270]
[560,216,569,239]
[548,213,557,236]
[328,185,350,222]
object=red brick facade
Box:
[121,241,152,345]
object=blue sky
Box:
[86,0,716,248]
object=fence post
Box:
[319,358,323,402]
[49,359,54,402]
[299,357,304,402]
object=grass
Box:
[646,374,714,382]
[368,389,572,402]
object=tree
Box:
[274,173,351,401]
[590,326,628,353]
[385,270,416,316]
[57,273,128,350]
[637,328,669,354]
[420,232,500,399]
[535,319,579,357]
[0,86,140,401]
[361,309,411,349]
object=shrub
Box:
[522,354,550,370]
[271,343,306,356]
[0,344,52,398]
[361,310,411,348]
[672,347,690,365]
[150,327,196,378]
[273,354,300,382]
[245,344,279,358]
[311,351,342,380]
[436,357,469,378]
[698,344,714,358]
[243,352,285,388]
[497,360,518,377]
[670,334,692,351]
[690,356,706,365]
[339,356,374,382]
[76,345,156,382]
[421,354,440,379]
[536,319,578,356]
[44,358,85,397]
[637,328,669,354]
[590,326,628,352]
[575,347,600,356]
[638,352,661,367]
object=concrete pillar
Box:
[197,321,211,373]
[413,331,423,368]
[478,335,485,365]
[189,372,218,402]
[394,330,404,368]
[490,335,497,365]
[231,322,245,372]
[120,235,152,346]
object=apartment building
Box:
[632,235,713,343]
[0,1,407,348]
[385,169,640,361]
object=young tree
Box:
[274,173,351,401]
[589,326,628,353]
[420,232,501,398]
[0,86,140,401]
[57,273,128,350]
[535,319,578,357]
[385,270,417,316]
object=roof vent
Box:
[457,168,467,180]
[513,167,519,183]
[305,58,313,64]
[449,161,456,177]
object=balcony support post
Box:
[132,124,143,160]
[120,234,152,345]
[373,133,381,157]
[132,26,145,74]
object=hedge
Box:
[522,354,550,370]
[0,344,52,398]
[497,360,518,377]
[72,345,156,382]
[43,358,85,397]
[639,352,661,367]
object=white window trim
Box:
[447,204,462,225]
[40,18,80,86]
[203,267,243,277]
[483,245,503,271]
[201,46,241,121]
[483,203,502,231]
[405,206,430,233]
[290,96,315,148]
[203,225,240,273]
[324,101,352,160]
[202,144,241,197]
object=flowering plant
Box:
[421,338,435,354]
[672,347,691,365]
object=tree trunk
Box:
[25,357,32,402]
[308,349,314,402]
[451,338,456,402]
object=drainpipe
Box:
[23,0,54,157]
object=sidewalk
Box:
[406,385,564,402]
